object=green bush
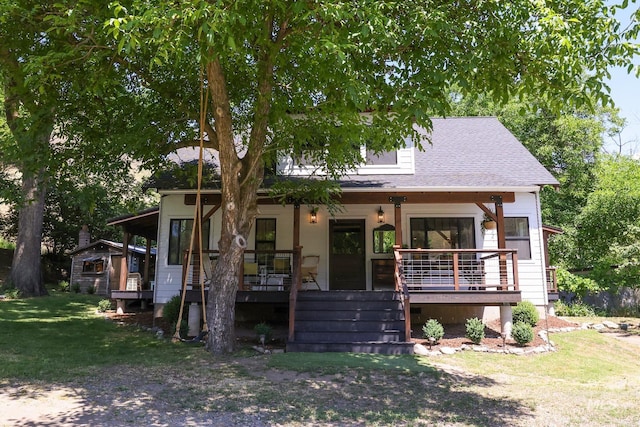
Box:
[512,321,534,346]
[71,283,81,293]
[512,301,539,327]
[254,322,272,341]
[58,281,70,292]
[162,294,187,327]
[465,317,485,344]
[554,300,597,317]
[97,299,112,313]
[422,319,445,344]
[556,268,598,298]
[87,285,97,295]
[0,287,20,299]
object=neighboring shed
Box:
[69,240,156,296]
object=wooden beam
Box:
[202,204,220,222]
[185,191,516,206]
[337,192,516,205]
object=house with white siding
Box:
[110,117,559,353]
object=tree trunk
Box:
[204,56,267,353]
[10,173,48,297]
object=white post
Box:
[500,304,513,338]
[116,299,126,314]
[188,302,201,336]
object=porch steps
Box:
[286,290,414,355]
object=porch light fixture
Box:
[309,208,318,224]
[377,206,385,223]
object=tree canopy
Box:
[2,0,639,352]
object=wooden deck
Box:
[408,290,521,305]
[110,290,154,300]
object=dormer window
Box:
[366,149,397,166]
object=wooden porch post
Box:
[118,231,130,291]
[493,195,508,290]
[390,196,406,246]
[293,203,300,248]
[394,204,402,246]
[144,238,152,286]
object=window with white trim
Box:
[505,217,531,260]
[168,219,210,265]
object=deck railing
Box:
[182,249,299,291]
[394,248,520,292]
[181,248,304,342]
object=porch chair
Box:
[273,257,291,274]
[243,262,259,290]
[126,272,142,291]
[300,255,320,290]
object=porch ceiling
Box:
[107,207,159,240]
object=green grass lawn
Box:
[1,293,639,426]
[0,293,198,381]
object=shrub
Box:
[465,317,485,344]
[162,294,187,327]
[554,300,596,317]
[58,281,69,292]
[556,268,598,298]
[512,301,539,327]
[512,321,534,346]
[87,285,97,295]
[97,299,112,313]
[1,287,20,299]
[422,319,444,344]
[71,283,81,293]
[254,322,272,341]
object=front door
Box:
[329,219,366,290]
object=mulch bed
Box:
[105,309,579,351]
[413,315,579,350]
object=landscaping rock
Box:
[439,346,457,355]
[602,320,619,329]
[592,323,606,331]
[413,343,431,356]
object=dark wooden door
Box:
[329,219,366,290]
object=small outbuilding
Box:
[69,239,156,296]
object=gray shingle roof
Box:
[338,117,558,189]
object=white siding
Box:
[154,191,548,306]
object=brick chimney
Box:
[78,225,90,248]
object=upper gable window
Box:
[365,149,397,166]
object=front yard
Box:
[1,293,639,426]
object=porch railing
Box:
[394,248,520,292]
[182,249,299,291]
[181,248,304,343]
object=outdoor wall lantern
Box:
[309,207,318,224]
[377,206,385,223]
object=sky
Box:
[604,2,640,155]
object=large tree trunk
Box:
[10,173,48,297]
[204,57,267,353]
